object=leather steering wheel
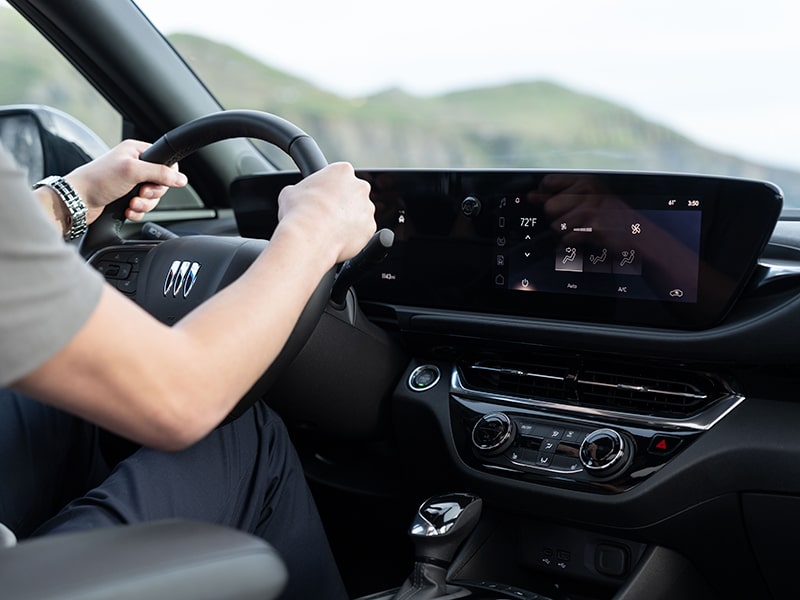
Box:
[80,110,334,420]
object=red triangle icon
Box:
[655,439,668,451]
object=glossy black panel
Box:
[231,169,782,329]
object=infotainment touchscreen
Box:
[490,184,702,304]
[231,169,782,329]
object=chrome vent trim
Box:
[577,379,706,400]
[470,364,566,384]
[574,366,712,416]
[452,361,744,432]
[464,361,574,403]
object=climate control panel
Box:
[471,412,633,480]
[451,397,698,493]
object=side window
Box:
[0,6,202,211]
[0,6,122,147]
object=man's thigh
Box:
[0,389,109,538]
[37,400,347,599]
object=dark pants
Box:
[0,389,347,599]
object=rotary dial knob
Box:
[579,428,627,474]
[471,412,515,455]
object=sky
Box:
[131,2,799,171]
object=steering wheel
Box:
[80,110,334,420]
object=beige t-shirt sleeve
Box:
[0,148,104,387]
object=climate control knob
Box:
[471,412,515,456]
[579,428,627,474]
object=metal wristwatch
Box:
[33,175,88,241]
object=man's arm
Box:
[15,158,375,451]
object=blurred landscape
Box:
[1,7,797,204]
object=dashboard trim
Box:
[451,368,744,432]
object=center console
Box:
[390,354,739,599]
[230,168,782,599]
[440,353,742,492]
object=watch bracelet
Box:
[33,175,88,240]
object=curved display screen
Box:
[485,183,702,304]
[232,169,782,329]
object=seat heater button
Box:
[506,447,538,467]
[563,428,588,444]
[551,455,583,473]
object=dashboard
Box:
[230,166,785,493]
[229,168,800,597]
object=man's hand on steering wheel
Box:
[276,162,375,267]
[64,139,189,224]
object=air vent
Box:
[458,356,730,419]
[576,365,710,417]
[465,359,574,402]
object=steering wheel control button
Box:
[116,272,139,295]
[96,260,131,280]
[472,412,515,455]
[92,247,152,297]
[408,365,441,392]
[579,428,626,473]
[648,435,682,456]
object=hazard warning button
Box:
[648,435,682,456]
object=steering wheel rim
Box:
[81,109,327,255]
[81,110,334,421]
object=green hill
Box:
[1,7,797,204]
[168,33,800,203]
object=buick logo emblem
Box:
[164,260,201,298]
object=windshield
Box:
[1,1,797,204]
[133,0,799,203]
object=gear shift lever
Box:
[394,493,483,600]
[410,493,483,565]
